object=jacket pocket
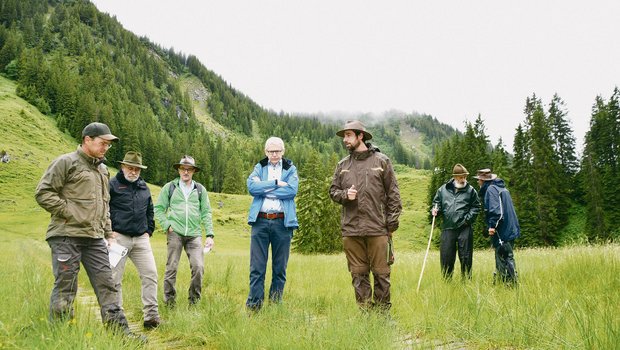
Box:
[65,198,96,227]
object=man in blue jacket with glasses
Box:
[245,137,299,311]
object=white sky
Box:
[92,0,620,153]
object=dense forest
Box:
[1,0,617,249]
[0,0,444,193]
[428,91,620,246]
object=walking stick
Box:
[417,204,438,293]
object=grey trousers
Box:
[164,232,204,304]
[112,233,159,321]
[47,236,128,329]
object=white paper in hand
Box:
[108,241,128,268]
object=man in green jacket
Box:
[35,122,139,338]
[432,164,481,280]
[154,155,214,307]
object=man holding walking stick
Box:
[431,164,481,280]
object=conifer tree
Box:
[293,150,342,254]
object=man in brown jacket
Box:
[35,122,140,339]
[329,120,402,312]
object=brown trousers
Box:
[343,235,391,310]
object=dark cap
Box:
[82,122,119,141]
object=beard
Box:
[454,179,467,189]
[124,174,139,183]
[345,138,361,151]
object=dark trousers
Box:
[440,225,473,280]
[343,235,391,310]
[47,236,128,329]
[492,237,517,285]
[246,217,293,310]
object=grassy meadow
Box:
[0,76,618,349]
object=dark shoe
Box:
[143,317,162,330]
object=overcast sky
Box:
[92,0,620,153]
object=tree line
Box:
[428,90,620,247]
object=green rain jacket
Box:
[154,178,214,237]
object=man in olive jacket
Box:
[330,120,402,312]
[432,164,481,280]
[35,122,134,336]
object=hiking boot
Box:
[143,317,162,330]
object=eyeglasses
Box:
[266,150,283,154]
[179,167,195,173]
[91,137,112,149]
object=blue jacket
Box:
[480,178,520,243]
[247,157,299,229]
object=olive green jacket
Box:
[35,146,113,240]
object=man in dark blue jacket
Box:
[109,151,161,329]
[475,169,520,286]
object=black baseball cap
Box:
[82,122,119,141]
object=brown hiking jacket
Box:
[329,145,402,236]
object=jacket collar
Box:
[77,146,105,167]
[115,170,146,188]
[260,157,292,170]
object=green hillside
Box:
[0,74,432,252]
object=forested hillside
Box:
[0,0,453,194]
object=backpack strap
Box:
[168,181,203,204]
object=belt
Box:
[258,212,285,220]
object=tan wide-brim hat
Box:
[173,155,201,172]
[336,120,373,141]
[452,163,469,176]
[473,168,497,181]
[118,151,147,169]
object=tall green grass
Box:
[0,75,618,349]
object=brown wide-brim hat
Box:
[118,151,147,169]
[173,155,201,172]
[473,168,497,181]
[336,120,373,141]
[452,163,469,176]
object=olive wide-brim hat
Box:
[118,151,147,169]
[336,120,373,141]
[173,155,201,172]
[452,163,469,176]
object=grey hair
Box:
[264,137,285,150]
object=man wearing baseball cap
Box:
[35,122,143,340]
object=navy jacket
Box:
[109,171,155,237]
[480,178,520,242]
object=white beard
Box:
[124,175,138,183]
[454,180,467,189]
